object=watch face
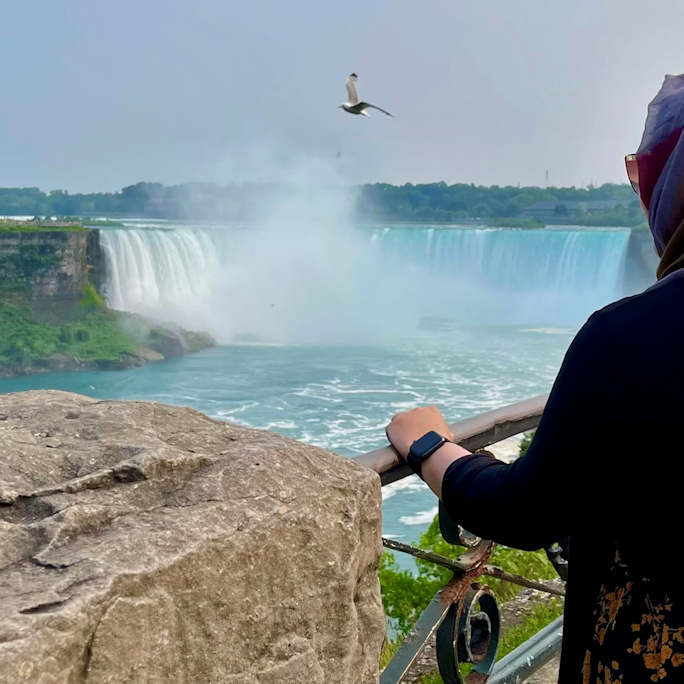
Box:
[411,431,445,458]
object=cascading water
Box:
[100,228,241,330]
[99,225,632,342]
[369,226,630,296]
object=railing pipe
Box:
[364,395,559,684]
[354,394,548,485]
[487,616,563,684]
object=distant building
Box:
[522,199,631,221]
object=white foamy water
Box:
[400,507,440,526]
[99,224,632,342]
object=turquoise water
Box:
[0,327,572,543]
[0,223,642,546]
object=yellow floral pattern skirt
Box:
[582,550,684,683]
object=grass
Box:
[79,282,105,309]
[0,295,136,368]
[379,639,398,671]
[497,599,564,660]
[0,220,86,233]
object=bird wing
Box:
[346,73,359,105]
[362,102,394,117]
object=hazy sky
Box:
[2,0,683,192]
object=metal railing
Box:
[354,395,568,684]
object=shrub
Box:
[0,301,136,369]
[79,283,105,309]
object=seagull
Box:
[338,73,393,118]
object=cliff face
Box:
[0,231,90,300]
[86,229,107,295]
[0,229,214,377]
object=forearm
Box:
[440,455,567,549]
[422,442,471,498]
[422,445,558,549]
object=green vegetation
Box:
[380,432,561,682]
[0,219,86,233]
[568,203,642,227]
[487,218,545,229]
[0,294,136,370]
[519,431,535,457]
[15,242,61,271]
[357,182,642,225]
[380,521,557,637]
[0,181,643,225]
[79,282,105,309]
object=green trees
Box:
[0,181,640,225]
[355,182,639,224]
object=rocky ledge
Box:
[0,390,384,683]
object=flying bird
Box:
[338,73,393,118]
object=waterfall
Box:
[99,225,632,341]
[100,228,239,327]
[368,226,630,296]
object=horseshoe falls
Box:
[99,225,632,342]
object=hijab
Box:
[635,74,684,279]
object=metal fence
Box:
[354,395,568,684]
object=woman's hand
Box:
[385,406,455,460]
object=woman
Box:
[386,74,684,683]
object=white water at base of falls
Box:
[99,225,632,343]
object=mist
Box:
[99,152,637,345]
[102,156,433,344]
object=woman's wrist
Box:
[421,442,471,498]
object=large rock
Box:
[0,391,384,683]
[118,313,216,358]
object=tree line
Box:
[0,181,642,225]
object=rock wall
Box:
[0,391,384,684]
[86,229,107,297]
[0,231,89,300]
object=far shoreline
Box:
[50,215,644,231]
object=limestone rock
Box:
[118,313,216,359]
[0,231,88,301]
[131,347,165,363]
[0,390,384,684]
[145,325,214,358]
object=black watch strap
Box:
[407,431,450,479]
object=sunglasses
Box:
[625,154,639,195]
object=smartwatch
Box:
[407,431,450,479]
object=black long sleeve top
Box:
[441,271,684,682]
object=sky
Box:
[2,0,683,192]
